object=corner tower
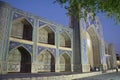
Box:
[0,1,12,74]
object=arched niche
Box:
[37,50,55,72]
[38,26,55,45]
[60,53,71,72]
[7,46,31,73]
[11,18,33,41]
[60,32,71,48]
[87,26,101,69]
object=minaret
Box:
[0,1,12,74]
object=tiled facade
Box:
[0,1,109,74]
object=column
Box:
[55,28,60,72]
[31,19,38,73]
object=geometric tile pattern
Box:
[13,12,23,20]
[83,15,101,36]
[7,63,20,72]
[38,46,56,57]
[39,21,46,27]
[9,41,33,53]
[59,49,72,57]
[27,17,34,26]
[13,12,34,26]
[83,38,88,64]
[50,25,56,31]
[59,29,72,39]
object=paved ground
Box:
[0,70,119,80]
[74,72,120,80]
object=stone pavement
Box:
[74,72,120,80]
[0,69,119,80]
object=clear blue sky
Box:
[1,0,120,54]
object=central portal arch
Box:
[87,27,101,70]
[7,46,31,73]
[86,31,94,69]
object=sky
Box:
[1,0,120,54]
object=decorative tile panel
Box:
[81,18,86,30]
[39,21,56,32]
[38,46,46,53]
[50,25,56,31]
[83,38,88,64]
[59,29,72,38]
[89,16,94,25]
[38,46,56,56]
[13,12,23,20]
[9,41,21,51]
[13,12,34,26]
[27,17,34,26]
[59,49,72,56]
[86,15,102,37]
[9,41,33,53]
[23,44,33,53]
[39,21,46,27]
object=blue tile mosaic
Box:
[89,16,94,25]
[81,18,86,30]
[23,44,33,53]
[13,13,23,20]
[39,21,46,27]
[50,25,56,31]
[9,41,21,50]
[27,17,34,26]
[38,46,56,56]
[9,41,33,53]
[86,22,89,29]
[83,38,88,64]
[59,29,72,38]
[13,13,34,27]
[59,49,72,56]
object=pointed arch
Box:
[7,46,31,73]
[11,17,33,41]
[38,25,55,45]
[87,25,99,38]
[60,53,71,72]
[37,49,55,72]
[60,31,71,48]
[86,31,94,71]
[9,44,32,55]
[87,26,101,69]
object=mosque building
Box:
[0,1,116,74]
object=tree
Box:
[54,0,120,23]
